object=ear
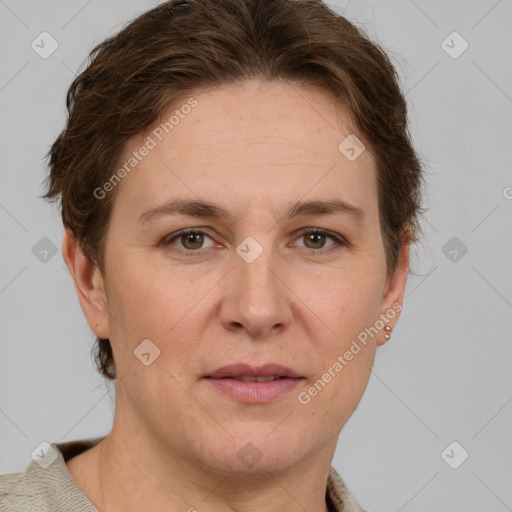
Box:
[377,226,412,347]
[62,229,110,339]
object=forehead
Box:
[112,79,378,221]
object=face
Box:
[72,79,409,476]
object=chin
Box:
[202,430,307,475]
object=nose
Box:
[219,245,293,339]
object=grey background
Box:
[1,0,511,510]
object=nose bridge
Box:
[236,236,280,309]
[221,233,291,336]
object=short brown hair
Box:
[43,0,425,380]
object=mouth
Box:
[203,363,305,403]
[204,363,303,380]
[207,375,292,382]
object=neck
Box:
[95,424,336,512]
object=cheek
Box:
[295,262,383,420]
[304,339,376,429]
[104,260,210,368]
[107,257,181,321]
[303,261,385,344]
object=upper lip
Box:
[205,364,303,379]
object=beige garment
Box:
[0,437,366,511]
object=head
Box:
[45,0,424,475]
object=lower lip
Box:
[204,377,304,403]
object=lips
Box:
[205,363,303,380]
[204,363,305,403]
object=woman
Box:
[0,0,424,510]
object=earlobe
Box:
[62,229,110,339]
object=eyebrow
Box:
[139,198,366,224]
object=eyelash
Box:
[162,227,347,256]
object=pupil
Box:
[307,232,324,249]
[184,233,203,249]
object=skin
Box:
[63,79,410,512]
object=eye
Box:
[162,227,346,255]
[291,228,345,253]
[163,229,216,253]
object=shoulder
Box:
[0,469,50,511]
[327,466,367,512]
[0,438,103,512]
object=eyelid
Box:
[162,228,219,249]
[292,227,347,247]
[162,227,348,253]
